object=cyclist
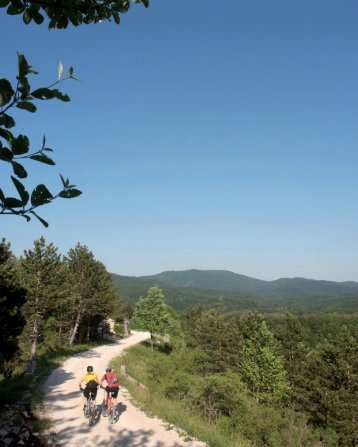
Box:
[100,367,120,410]
[78,365,99,409]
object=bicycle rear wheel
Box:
[88,400,95,426]
[109,402,115,424]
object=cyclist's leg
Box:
[112,386,119,407]
[83,387,89,408]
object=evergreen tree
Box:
[300,327,358,446]
[130,286,174,349]
[275,312,308,398]
[19,236,68,371]
[191,308,242,374]
[65,243,117,345]
[239,321,288,404]
[0,239,26,375]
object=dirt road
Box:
[43,331,207,447]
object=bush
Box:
[164,371,192,400]
[194,372,248,421]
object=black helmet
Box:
[106,367,112,372]
[87,366,93,373]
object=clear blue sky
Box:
[1,0,357,281]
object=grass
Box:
[111,343,251,447]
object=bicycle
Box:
[101,385,118,424]
[81,387,96,426]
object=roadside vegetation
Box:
[123,290,357,447]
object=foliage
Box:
[130,286,177,347]
[239,321,288,404]
[273,312,308,398]
[19,236,69,367]
[115,339,334,447]
[0,0,149,29]
[184,307,243,374]
[0,239,26,376]
[112,272,358,314]
[0,237,123,378]
[65,243,117,345]
[298,326,358,446]
[194,372,248,421]
[0,54,81,226]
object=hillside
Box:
[111,270,358,314]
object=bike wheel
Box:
[109,403,115,424]
[88,400,95,426]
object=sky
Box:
[1,0,357,281]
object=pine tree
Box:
[192,309,242,374]
[65,243,117,345]
[275,312,308,398]
[300,327,358,446]
[19,236,68,371]
[0,239,26,375]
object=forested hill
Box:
[111,270,358,313]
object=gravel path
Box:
[43,331,207,447]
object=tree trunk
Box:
[27,317,38,374]
[123,318,129,337]
[69,310,82,346]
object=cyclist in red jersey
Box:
[100,367,120,409]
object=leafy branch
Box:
[0,54,81,227]
[0,0,148,28]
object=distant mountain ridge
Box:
[147,269,358,299]
[111,269,358,313]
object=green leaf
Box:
[17,53,29,78]
[31,87,70,102]
[59,174,67,187]
[112,11,120,24]
[4,197,23,208]
[11,134,30,155]
[31,88,54,100]
[11,176,29,205]
[29,211,49,227]
[29,154,55,165]
[16,101,36,113]
[31,184,53,207]
[7,3,24,14]
[0,127,12,141]
[32,10,44,24]
[0,0,10,7]
[142,0,149,8]
[0,78,14,107]
[3,114,15,129]
[23,8,32,24]
[51,89,71,102]
[0,188,5,203]
[59,188,82,199]
[68,66,74,76]
[0,147,13,161]
[11,161,28,178]
[0,114,15,129]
